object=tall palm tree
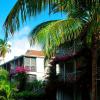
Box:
[0,39,11,59]
[3,0,100,100]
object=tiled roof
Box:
[25,50,44,57]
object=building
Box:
[45,40,92,100]
[0,50,45,81]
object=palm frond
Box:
[30,20,58,39]
[29,18,83,57]
[51,0,99,22]
[3,0,99,37]
[3,0,62,36]
[0,39,11,58]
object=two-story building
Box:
[45,39,92,100]
[0,50,45,81]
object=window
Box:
[24,57,30,66]
[24,57,36,72]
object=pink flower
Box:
[15,66,30,73]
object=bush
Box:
[14,91,45,100]
[15,67,28,91]
[0,68,13,100]
[26,80,44,91]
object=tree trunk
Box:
[92,35,97,100]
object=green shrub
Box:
[14,91,45,100]
[15,73,27,91]
[0,68,13,100]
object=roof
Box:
[25,50,44,57]
[0,50,44,66]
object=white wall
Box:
[36,57,44,80]
[26,57,45,81]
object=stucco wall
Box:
[36,57,44,80]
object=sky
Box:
[0,0,66,63]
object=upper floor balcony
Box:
[57,71,84,83]
[55,40,83,58]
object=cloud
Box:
[10,26,31,40]
[0,26,41,64]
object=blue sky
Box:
[0,0,17,39]
[0,0,66,63]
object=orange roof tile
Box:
[25,50,44,57]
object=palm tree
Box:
[0,39,11,59]
[29,19,83,57]
[3,0,100,100]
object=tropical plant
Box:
[29,3,99,99]
[3,0,100,100]
[0,68,13,100]
[15,67,28,92]
[14,90,45,100]
[0,39,11,58]
[29,19,83,57]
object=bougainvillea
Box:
[15,66,30,73]
[15,66,30,91]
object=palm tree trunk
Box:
[92,34,97,100]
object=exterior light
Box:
[56,64,60,74]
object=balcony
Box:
[57,71,83,83]
[56,41,83,57]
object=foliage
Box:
[0,68,8,80]
[29,18,83,58]
[3,0,100,38]
[15,66,29,81]
[0,39,11,58]
[3,0,100,100]
[26,80,45,91]
[3,0,100,57]
[13,80,45,100]
[3,0,58,35]
[0,68,13,100]
[10,67,45,99]
[14,90,45,100]
[15,67,28,91]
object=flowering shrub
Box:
[15,66,29,91]
[15,66,30,73]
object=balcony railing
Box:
[57,71,83,83]
[56,41,83,57]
